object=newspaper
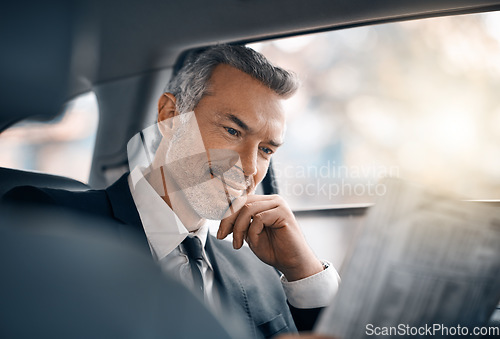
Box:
[315,178,500,338]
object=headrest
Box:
[0,1,75,131]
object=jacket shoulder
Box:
[3,185,112,218]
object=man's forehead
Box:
[199,64,287,140]
[209,64,252,83]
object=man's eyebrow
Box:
[226,114,251,132]
[223,112,283,147]
[268,140,283,148]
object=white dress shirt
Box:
[128,166,340,310]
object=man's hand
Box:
[217,194,323,281]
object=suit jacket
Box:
[3,173,322,338]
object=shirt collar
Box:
[127,166,210,261]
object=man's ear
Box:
[157,93,179,135]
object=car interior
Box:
[1,0,500,337]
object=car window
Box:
[249,11,500,210]
[0,92,98,183]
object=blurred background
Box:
[250,11,500,208]
[0,92,98,183]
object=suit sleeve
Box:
[287,302,324,331]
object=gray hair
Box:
[165,44,299,114]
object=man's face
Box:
[160,64,286,220]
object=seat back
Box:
[0,205,241,339]
[0,167,89,197]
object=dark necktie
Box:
[182,236,205,298]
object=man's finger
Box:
[217,196,247,239]
[245,208,279,249]
[230,200,280,249]
[218,195,276,240]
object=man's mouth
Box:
[209,168,248,191]
[222,179,247,191]
[207,164,251,217]
[212,174,248,193]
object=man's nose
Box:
[240,148,258,178]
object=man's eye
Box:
[260,147,274,155]
[225,127,239,136]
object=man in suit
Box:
[4,45,339,338]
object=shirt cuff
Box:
[281,261,340,309]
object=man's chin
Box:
[219,195,247,220]
[191,193,247,220]
[172,178,249,220]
